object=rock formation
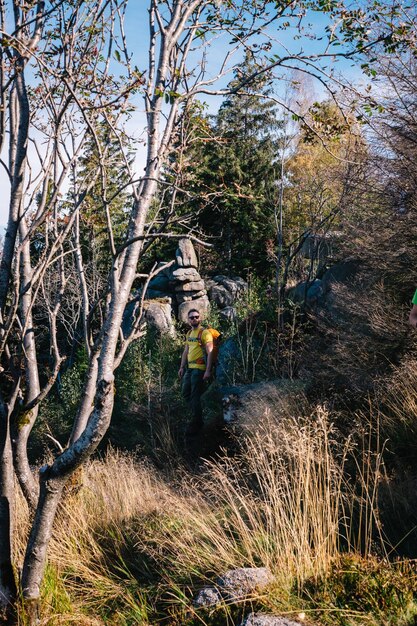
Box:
[142,238,247,330]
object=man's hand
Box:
[203,369,211,382]
[178,366,185,379]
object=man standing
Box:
[409,289,417,328]
[178,309,213,435]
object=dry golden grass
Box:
[157,407,349,588]
[12,410,388,625]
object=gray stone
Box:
[208,275,248,308]
[144,301,175,336]
[178,296,210,323]
[176,238,198,268]
[176,294,194,303]
[145,289,173,300]
[154,261,176,279]
[213,275,246,296]
[193,586,223,608]
[306,279,324,304]
[230,275,247,290]
[287,260,361,311]
[148,274,172,292]
[172,267,200,282]
[176,289,206,304]
[220,380,307,427]
[209,284,235,308]
[241,614,304,626]
[217,567,275,600]
[205,278,216,292]
[287,279,324,307]
[175,280,205,292]
[321,259,360,291]
[219,306,237,321]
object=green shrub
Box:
[301,553,417,626]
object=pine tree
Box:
[185,56,283,276]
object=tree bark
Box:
[0,400,17,622]
[12,225,40,509]
[21,472,65,625]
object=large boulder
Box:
[214,274,247,294]
[209,283,235,308]
[206,274,247,309]
[220,380,307,427]
[176,238,198,268]
[178,296,210,323]
[219,306,237,321]
[147,273,172,292]
[321,259,360,291]
[287,259,361,310]
[145,289,173,300]
[287,279,324,307]
[144,301,175,337]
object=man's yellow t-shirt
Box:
[186,328,213,370]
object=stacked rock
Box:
[173,239,210,323]
[144,238,210,325]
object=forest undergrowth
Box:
[13,375,417,626]
[13,200,417,626]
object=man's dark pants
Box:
[182,367,205,429]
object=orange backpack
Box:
[198,327,222,366]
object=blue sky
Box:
[0,0,375,232]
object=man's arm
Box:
[409,304,417,329]
[203,341,213,381]
[178,345,189,378]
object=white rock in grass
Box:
[217,567,275,600]
[241,614,304,626]
[193,586,223,607]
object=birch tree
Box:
[0,0,415,623]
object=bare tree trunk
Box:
[21,375,116,621]
[0,73,29,312]
[69,354,99,444]
[20,474,65,625]
[0,400,17,622]
[12,227,41,509]
[0,19,33,617]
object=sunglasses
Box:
[189,316,200,320]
